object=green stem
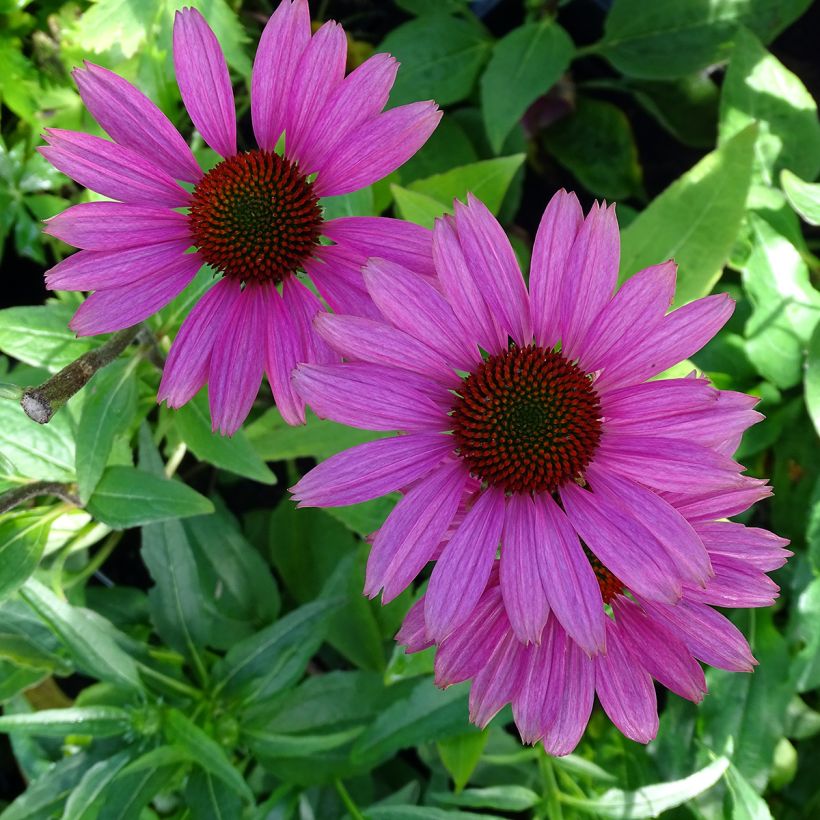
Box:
[63,531,123,590]
[539,753,564,820]
[0,481,80,514]
[139,664,203,701]
[334,778,365,820]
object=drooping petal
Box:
[695,521,790,572]
[158,278,241,408]
[396,597,434,653]
[282,276,338,367]
[314,314,457,385]
[587,466,712,588]
[559,202,620,358]
[470,632,529,728]
[594,618,658,744]
[576,261,676,373]
[323,217,436,280]
[173,8,236,158]
[314,101,441,197]
[683,555,779,608]
[297,53,398,171]
[69,253,201,336]
[73,61,201,183]
[530,189,584,348]
[293,362,449,432]
[639,596,756,672]
[291,434,453,507]
[425,488,506,641]
[362,258,479,370]
[46,240,192,291]
[537,494,606,655]
[560,482,681,603]
[251,0,311,151]
[667,478,772,524]
[44,202,190,250]
[433,215,505,355]
[366,460,468,601]
[452,195,532,346]
[284,21,347,168]
[40,130,189,207]
[613,596,706,702]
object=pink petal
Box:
[73,61,201,184]
[366,459,467,601]
[284,21,347,170]
[293,362,449,432]
[251,0,311,151]
[282,276,338,368]
[667,480,772,525]
[613,596,706,702]
[560,482,681,604]
[173,8,236,158]
[362,257,479,371]
[44,202,190,250]
[500,494,551,646]
[576,261,676,373]
[314,101,441,197]
[595,618,658,744]
[587,466,712,588]
[560,202,619,359]
[695,521,790,572]
[298,53,399,173]
[396,597,434,653]
[469,631,529,728]
[263,285,306,426]
[530,189,584,349]
[683,555,779,608]
[69,253,200,336]
[158,278,240,408]
[40,130,189,207]
[425,488,506,641]
[323,217,436,279]
[305,245,382,320]
[433,214,505,355]
[452,195,532,346]
[291,434,453,507]
[207,284,267,435]
[46,240,192,291]
[537,494,606,655]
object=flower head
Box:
[40,0,440,434]
[291,189,781,656]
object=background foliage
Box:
[0,0,819,817]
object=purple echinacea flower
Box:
[39,0,440,434]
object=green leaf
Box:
[172,394,276,484]
[351,679,474,768]
[244,726,363,759]
[62,753,131,820]
[391,185,450,229]
[741,215,820,389]
[379,14,492,107]
[806,322,820,439]
[0,509,50,601]
[86,466,214,528]
[0,752,90,820]
[790,577,820,693]
[719,28,820,185]
[480,20,573,153]
[561,756,730,817]
[542,97,642,200]
[96,759,179,820]
[0,706,130,737]
[165,708,253,804]
[395,0,469,13]
[20,578,141,690]
[0,303,97,372]
[600,0,812,79]
[72,0,160,59]
[437,731,488,792]
[400,117,479,184]
[724,761,774,819]
[75,358,138,502]
[185,768,242,820]
[781,168,820,226]
[433,785,539,812]
[619,125,756,304]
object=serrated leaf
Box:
[86,466,214,528]
[619,125,756,304]
[480,20,573,153]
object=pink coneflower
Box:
[291,189,777,653]
[40,0,440,433]
[396,499,789,753]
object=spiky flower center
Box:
[584,547,624,603]
[189,149,322,284]
[451,345,602,494]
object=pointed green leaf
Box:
[0,509,50,601]
[0,706,130,737]
[781,168,820,225]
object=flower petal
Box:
[306,245,383,320]
[683,555,779,608]
[530,189,584,348]
[470,632,529,728]
[695,521,790,572]
[396,597,434,653]
[291,434,453,507]
[251,0,311,151]
[314,101,441,197]
[44,202,190,250]
[666,478,772,524]
[73,61,201,183]
[173,8,236,158]
[425,488,506,641]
